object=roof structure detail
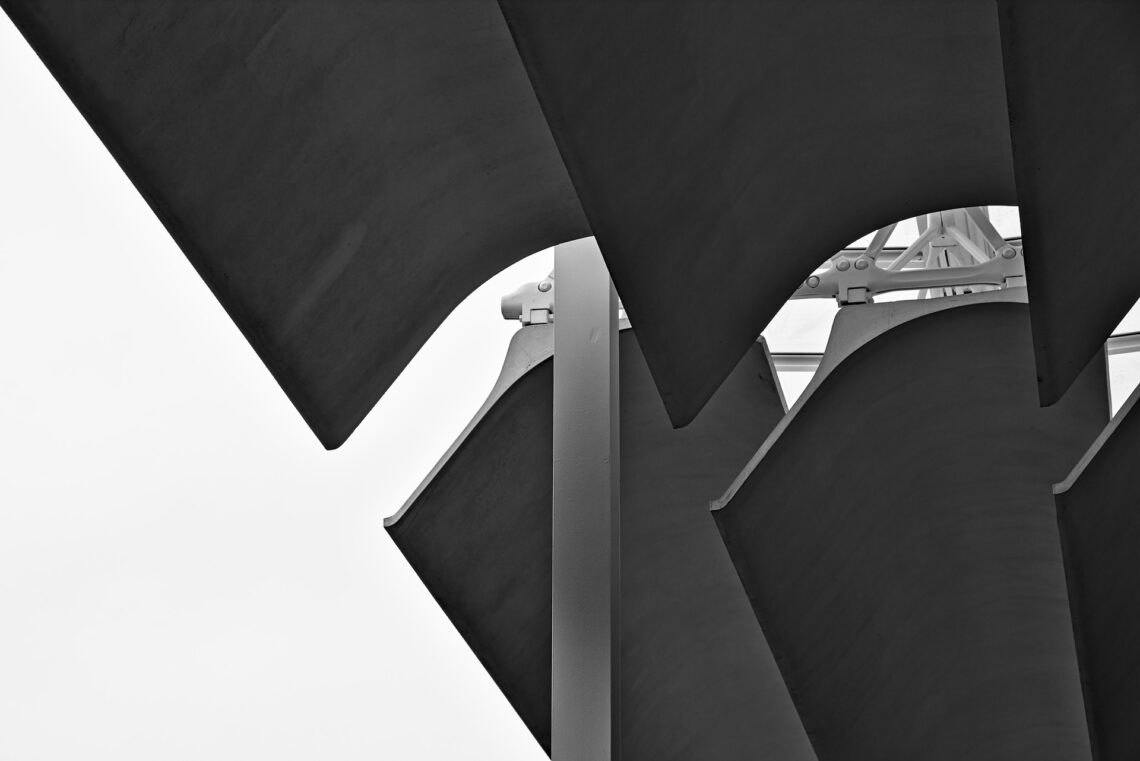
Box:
[714,298,1109,760]
[6,2,1139,442]
[1055,382,1140,761]
[388,328,813,759]
[0,0,587,448]
[997,1,1140,406]
[498,0,1016,427]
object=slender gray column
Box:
[552,237,620,761]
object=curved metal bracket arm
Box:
[502,273,556,325]
[793,247,1024,304]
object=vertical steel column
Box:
[552,237,620,761]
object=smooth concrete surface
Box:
[715,288,1029,511]
[498,0,1016,429]
[997,1,1140,407]
[388,329,815,760]
[715,301,1108,761]
[1,1,587,448]
[10,2,1138,450]
[1056,384,1140,761]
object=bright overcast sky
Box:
[3,11,1140,761]
[0,15,551,760]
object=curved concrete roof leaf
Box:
[714,300,1108,760]
[7,1,1134,449]
[997,1,1140,406]
[497,0,1017,427]
[388,329,814,759]
[0,0,588,448]
[1055,382,1140,761]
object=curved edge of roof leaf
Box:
[0,0,589,449]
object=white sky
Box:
[0,15,549,760]
[3,12,1139,760]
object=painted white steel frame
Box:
[551,238,620,761]
[792,207,1025,304]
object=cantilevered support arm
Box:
[794,244,1024,304]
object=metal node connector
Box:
[501,273,555,325]
[792,208,1026,305]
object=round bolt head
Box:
[808,275,820,288]
[538,280,553,292]
[836,260,851,271]
[854,258,870,270]
[1001,247,1017,260]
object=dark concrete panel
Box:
[387,329,814,760]
[390,349,555,750]
[1056,386,1140,761]
[715,301,1107,761]
[616,334,810,761]
[497,0,1015,428]
[0,1,588,448]
[997,1,1140,406]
